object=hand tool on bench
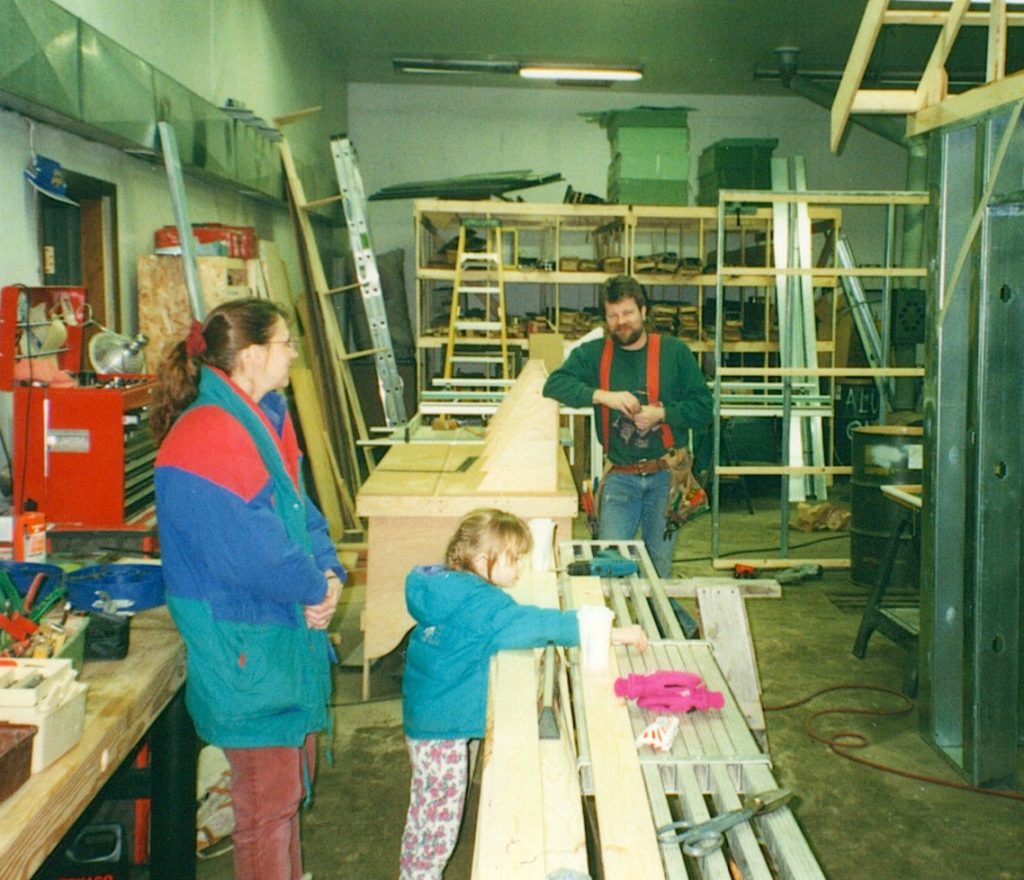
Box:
[580,479,598,539]
[566,549,638,578]
[733,563,822,584]
[537,642,559,739]
[22,572,46,614]
[656,788,793,857]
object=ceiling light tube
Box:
[518,65,642,82]
[393,58,519,75]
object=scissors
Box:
[656,788,793,857]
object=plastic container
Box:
[66,563,164,613]
[0,681,88,773]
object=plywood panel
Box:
[137,255,254,368]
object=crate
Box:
[0,722,36,803]
[697,138,778,205]
[609,177,690,206]
[609,130,690,180]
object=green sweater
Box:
[543,334,712,465]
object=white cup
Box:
[577,605,614,672]
[528,517,556,571]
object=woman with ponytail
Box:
[153,299,344,880]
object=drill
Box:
[566,549,639,577]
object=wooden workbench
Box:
[356,361,577,698]
[0,608,196,880]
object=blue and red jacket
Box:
[155,381,343,748]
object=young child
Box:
[399,508,647,879]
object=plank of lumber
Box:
[658,577,781,598]
[696,585,767,748]
[712,558,850,570]
[472,574,585,878]
[471,653,546,878]
[289,366,348,541]
[570,578,664,880]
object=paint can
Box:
[850,425,923,589]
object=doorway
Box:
[39,170,120,341]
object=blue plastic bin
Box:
[0,561,65,609]
[66,564,165,613]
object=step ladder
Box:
[443,221,510,384]
[330,135,408,427]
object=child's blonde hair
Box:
[446,508,533,581]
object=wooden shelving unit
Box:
[413,199,843,393]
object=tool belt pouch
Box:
[664,448,708,527]
[84,611,131,660]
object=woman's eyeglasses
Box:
[267,339,299,352]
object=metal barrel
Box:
[850,425,923,589]
[833,378,880,467]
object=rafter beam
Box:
[988,0,1008,81]
[916,0,972,107]
[831,0,891,152]
[908,67,1024,137]
[883,8,1024,26]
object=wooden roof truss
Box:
[832,0,1024,150]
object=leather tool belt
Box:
[609,458,670,476]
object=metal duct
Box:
[80,22,157,149]
[0,0,282,200]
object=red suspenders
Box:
[598,335,675,451]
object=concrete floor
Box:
[197,492,1024,880]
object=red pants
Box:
[224,734,316,880]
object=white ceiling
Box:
[279,0,1018,96]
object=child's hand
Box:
[612,624,648,652]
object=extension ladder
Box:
[331,136,408,427]
[443,222,510,384]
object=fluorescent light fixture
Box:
[393,58,519,75]
[519,65,642,82]
[393,58,642,83]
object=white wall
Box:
[348,82,910,327]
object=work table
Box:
[0,607,195,880]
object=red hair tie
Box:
[185,319,207,358]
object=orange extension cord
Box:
[763,684,1023,802]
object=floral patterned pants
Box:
[399,737,469,880]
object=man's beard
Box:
[613,325,644,347]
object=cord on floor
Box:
[764,684,1024,802]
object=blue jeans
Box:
[598,469,675,577]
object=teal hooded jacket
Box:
[402,565,579,740]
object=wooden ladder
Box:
[443,221,509,385]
